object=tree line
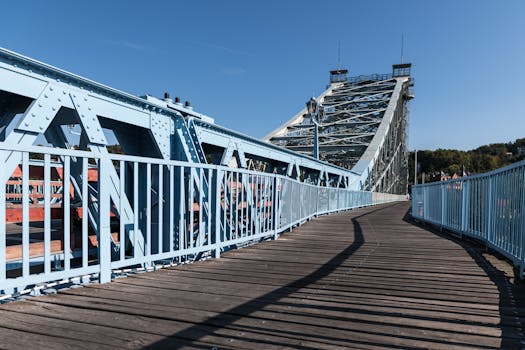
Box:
[408,138,525,183]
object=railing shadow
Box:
[403,209,523,349]
[141,206,394,349]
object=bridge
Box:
[0,48,524,349]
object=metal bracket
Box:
[150,111,171,159]
[70,93,107,145]
[16,83,63,134]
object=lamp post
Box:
[414,149,418,185]
[306,97,320,160]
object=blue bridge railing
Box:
[411,160,525,277]
[0,144,405,297]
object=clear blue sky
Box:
[1,0,524,151]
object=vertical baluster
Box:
[81,157,88,268]
[98,158,111,283]
[119,160,125,262]
[207,168,212,247]
[169,165,174,254]
[198,169,203,246]
[240,172,245,237]
[223,172,227,239]
[189,168,194,249]
[265,176,270,232]
[214,169,222,258]
[229,172,233,239]
[179,166,185,252]
[146,163,151,258]
[235,172,239,239]
[22,152,29,276]
[0,155,5,280]
[63,156,71,271]
[158,164,163,254]
[133,162,139,258]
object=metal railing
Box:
[412,160,525,277]
[0,144,405,295]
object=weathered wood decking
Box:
[0,202,523,349]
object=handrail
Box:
[411,160,525,279]
[0,146,406,297]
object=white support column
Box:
[98,157,112,284]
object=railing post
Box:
[441,183,445,229]
[214,168,222,258]
[0,160,5,283]
[272,175,279,240]
[423,186,428,221]
[487,176,493,249]
[520,167,525,274]
[460,179,469,240]
[316,184,319,217]
[98,158,112,284]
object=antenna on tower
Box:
[400,34,405,64]
[337,40,341,70]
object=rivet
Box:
[39,126,44,130]
[86,126,90,129]
[96,128,100,131]
[84,98,87,102]
[81,114,85,118]
[31,113,35,117]
[57,98,61,102]
[92,118,95,121]
[76,104,80,107]
[88,107,92,111]
[24,122,29,126]
[49,87,53,91]
[51,107,56,111]
[44,94,48,98]
[45,116,50,120]
[38,103,42,107]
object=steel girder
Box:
[264,68,413,194]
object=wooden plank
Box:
[0,202,523,349]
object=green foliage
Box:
[409,138,525,183]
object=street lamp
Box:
[306,97,320,159]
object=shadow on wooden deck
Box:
[0,202,523,349]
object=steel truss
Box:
[265,66,413,194]
[0,47,408,295]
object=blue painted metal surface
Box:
[0,144,404,295]
[0,47,407,297]
[412,160,525,278]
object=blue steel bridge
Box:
[0,48,524,349]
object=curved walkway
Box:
[0,202,523,349]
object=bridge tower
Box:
[264,63,414,194]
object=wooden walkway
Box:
[0,202,524,349]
